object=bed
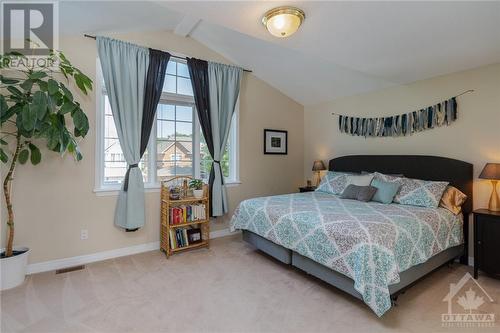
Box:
[230,155,473,316]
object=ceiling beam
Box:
[174,15,201,37]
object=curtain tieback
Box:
[123,163,139,192]
[211,160,225,186]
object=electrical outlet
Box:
[80,229,88,240]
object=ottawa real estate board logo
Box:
[442,272,496,328]
[1,1,58,67]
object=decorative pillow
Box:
[340,185,378,202]
[347,174,374,187]
[439,186,467,215]
[370,178,401,204]
[362,171,404,177]
[373,172,449,208]
[316,171,352,195]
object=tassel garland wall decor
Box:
[333,90,473,138]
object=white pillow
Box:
[347,174,374,187]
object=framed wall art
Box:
[264,129,288,155]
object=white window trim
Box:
[94,57,240,195]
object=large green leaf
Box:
[28,143,41,165]
[47,94,56,112]
[53,91,63,107]
[0,148,8,163]
[7,86,23,97]
[21,104,37,131]
[0,95,8,118]
[59,129,70,153]
[0,75,19,84]
[74,73,92,95]
[38,80,48,92]
[47,79,59,95]
[32,91,48,120]
[60,83,73,101]
[59,101,76,115]
[72,109,89,137]
[74,143,83,161]
[47,127,59,150]
[18,149,29,164]
[1,104,21,125]
[29,71,47,80]
[20,79,33,91]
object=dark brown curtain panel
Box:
[187,58,215,214]
[140,49,171,156]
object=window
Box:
[95,58,239,192]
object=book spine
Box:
[169,229,176,249]
[176,229,182,248]
[183,229,189,246]
[175,207,181,224]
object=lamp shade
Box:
[312,160,326,171]
[479,163,500,180]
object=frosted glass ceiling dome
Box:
[262,6,305,38]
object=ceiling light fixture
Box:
[262,6,305,38]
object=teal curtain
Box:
[97,36,149,230]
[207,62,242,216]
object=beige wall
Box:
[305,63,500,210]
[1,31,304,264]
[304,63,500,254]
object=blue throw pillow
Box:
[371,178,400,204]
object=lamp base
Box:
[488,180,500,212]
[313,171,321,187]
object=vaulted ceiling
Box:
[61,1,500,106]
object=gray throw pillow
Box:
[340,184,378,202]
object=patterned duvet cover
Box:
[230,192,463,316]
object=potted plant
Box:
[0,50,92,290]
[189,179,204,199]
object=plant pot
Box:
[1,247,29,290]
[193,189,204,199]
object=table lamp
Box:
[479,163,500,211]
[312,160,326,186]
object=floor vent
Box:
[55,265,85,274]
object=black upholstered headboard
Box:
[329,155,473,214]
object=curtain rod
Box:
[84,34,252,73]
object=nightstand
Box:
[473,209,500,279]
[299,186,316,192]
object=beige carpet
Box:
[1,235,499,333]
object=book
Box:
[169,204,206,225]
[169,229,177,249]
[183,229,189,246]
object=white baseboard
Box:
[27,228,238,275]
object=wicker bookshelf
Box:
[160,176,210,258]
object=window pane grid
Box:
[156,103,194,180]
[162,59,193,96]
[99,57,236,190]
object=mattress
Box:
[230,191,463,316]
